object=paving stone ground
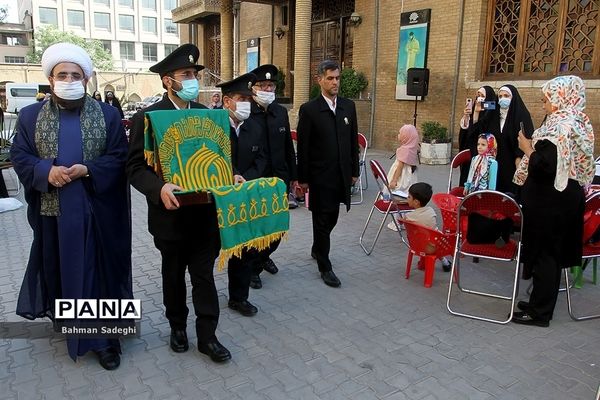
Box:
[1,149,599,400]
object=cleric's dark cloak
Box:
[10,100,132,360]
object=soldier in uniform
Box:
[247,64,297,289]
[127,44,235,363]
[217,72,268,317]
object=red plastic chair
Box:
[431,193,461,234]
[351,133,369,205]
[565,190,600,321]
[446,190,523,324]
[359,159,412,255]
[403,220,457,288]
[447,150,471,197]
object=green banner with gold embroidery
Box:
[144,109,233,190]
[143,109,289,268]
[212,177,289,268]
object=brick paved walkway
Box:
[1,149,599,399]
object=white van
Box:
[5,82,51,113]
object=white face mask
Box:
[253,90,275,108]
[232,101,251,121]
[53,80,85,100]
[476,96,486,104]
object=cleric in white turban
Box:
[41,42,93,79]
[10,42,132,370]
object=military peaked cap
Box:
[216,73,257,96]
[250,64,278,82]
[149,43,204,76]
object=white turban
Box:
[41,43,93,79]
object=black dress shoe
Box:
[170,329,189,353]
[95,348,120,370]
[228,300,258,316]
[198,339,232,363]
[321,270,341,287]
[249,274,262,289]
[511,312,549,327]
[517,301,530,311]
[262,258,279,274]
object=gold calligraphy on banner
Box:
[158,115,232,189]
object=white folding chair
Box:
[359,159,411,255]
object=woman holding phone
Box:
[494,85,534,195]
[458,86,499,186]
[512,75,594,327]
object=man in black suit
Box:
[127,44,238,363]
[247,64,297,289]
[297,59,359,288]
[217,73,267,316]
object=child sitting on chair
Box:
[464,133,498,195]
[400,182,452,272]
[387,124,419,198]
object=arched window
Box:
[484,0,599,78]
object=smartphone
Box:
[466,98,473,107]
[519,121,525,133]
[482,101,496,110]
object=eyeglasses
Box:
[254,82,276,90]
[53,72,84,81]
[172,71,199,80]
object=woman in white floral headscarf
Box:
[512,75,594,327]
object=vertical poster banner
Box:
[395,9,431,100]
[246,38,260,73]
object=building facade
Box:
[173,0,600,153]
[18,0,182,71]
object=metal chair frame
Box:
[351,133,368,205]
[447,149,471,197]
[564,190,600,321]
[446,190,524,324]
[359,159,411,255]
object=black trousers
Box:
[154,237,219,343]
[252,238,281,276]
[228,249,259,301]
[311,209,340,272]
[527,252,563,322]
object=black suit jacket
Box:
[126,96,220,240]
[296,95,359,211]
[229,117,268,180]
[250,101,297,185]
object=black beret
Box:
[250,64,278,82]
[149,43,204,76]
[216,73,257,96]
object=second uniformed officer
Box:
[248,64,297,289]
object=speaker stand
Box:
[413,96,419,127]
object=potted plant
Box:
[420,121,451,165]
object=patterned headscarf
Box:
[513,75,594,191]
[395,124,419,166]
[465,133,497,194]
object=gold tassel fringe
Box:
[216,230,288,270]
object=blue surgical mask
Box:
[171,77,199,102]
[498,97,511,109]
